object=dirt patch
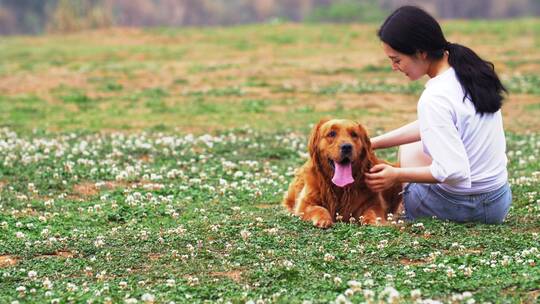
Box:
[139,154,152,163]
[399,258,427,266]
[210,270,243,282]
[72,180,130,198]
[527,289,540,302]
[0,255,19,267]
[37,250,75,259]
[502,94,540,133]
[56,251,75,258]
[148,253,162,261]
[73,182,100,197]
[256,203,276,209]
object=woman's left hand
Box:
[365,163,399,192]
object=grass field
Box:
[0,19,539,303]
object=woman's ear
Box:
[308,119,329,157]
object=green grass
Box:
[0,19,539,303]
[0,130,538,303]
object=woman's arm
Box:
[371,120,421,150]
[365,164,438,192]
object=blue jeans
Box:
[403,183,512,224]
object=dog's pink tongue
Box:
[332,161,354,187]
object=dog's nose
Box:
[340,143,353,154]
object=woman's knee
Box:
[398,141,432,168]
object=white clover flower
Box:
[15,232,25,239]
[16,286,26,293]
[381,286,400,303]
[94,236,105,248]
[411,289,422,299]
[43,278,53,289]
[166,279,176,287]
[66,282,78,292]
[324,253,335,262]
[333,276,342,285]
[344,288,354,297]
[347,280,362,291]
[363,289,375,300]
[27,271,37,279]
[334,294,351,304]
[240,229,251,241]
[119,281,128,289]
[141,293,155,303]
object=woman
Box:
[365,6,511,224]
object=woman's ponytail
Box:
[446,42,507,114]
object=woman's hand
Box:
[365,164,399,192]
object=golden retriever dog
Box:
[283,119,402,228]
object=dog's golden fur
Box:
[283,119,402,228]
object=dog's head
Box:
[308,119,374,187]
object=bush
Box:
[306,0,386,23]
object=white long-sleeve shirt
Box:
[418,67,508,194]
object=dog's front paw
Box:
[313,217,333,228]
[312,213,333,229]
[302,206,333,228]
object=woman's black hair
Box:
[377,6,507,114]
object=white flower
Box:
[335,294,351,304]
[324,253,335,262]
[15,232,25,239]
[141,293,155,303]
[43,278,53,289]
[347,280,362,290]
[240,229,251,241]
[27,271,37,279]
[411,289,422,299]
[16,286,26,293]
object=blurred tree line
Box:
[1,0,539,35]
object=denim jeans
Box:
[403,182,512,224]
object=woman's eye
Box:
[328,131,336,138]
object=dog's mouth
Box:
[328,157,354,187]
[329,157,351,167]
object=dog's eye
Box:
[350,131,358,138]
[327,131,337,138]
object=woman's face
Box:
[383,43,429,81]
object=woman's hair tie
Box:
[445,41,452,50]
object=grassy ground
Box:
[0,20,539,303]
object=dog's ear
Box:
[357,123,372,153]
[308,118,329,157]
[357,123,378,171]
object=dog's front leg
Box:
[361,204,386,225]
[302,205,333,228]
